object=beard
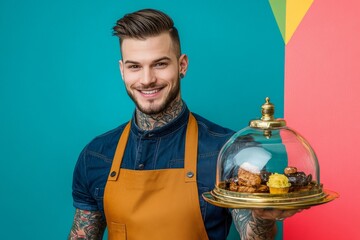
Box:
[126,79,181,115]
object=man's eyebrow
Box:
[153,57,171,63]
[124,60,140,65]
[124,57,171,65]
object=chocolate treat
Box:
[286,172,310,187]
[306,174,312,183]
[284,166,297,175]
[260,170,272,184]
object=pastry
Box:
[225,165,313,194]
[266,173,291,194]
[225,162,263,193]
[238,168,261,187]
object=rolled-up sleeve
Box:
[72,147,99,211]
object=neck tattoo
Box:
[136,99,183,131]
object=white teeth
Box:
[141,89,159,95]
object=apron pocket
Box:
[108,222,126,240]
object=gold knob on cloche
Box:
[249,97,286,129]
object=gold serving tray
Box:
[202,186,339,210]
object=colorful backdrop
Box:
[283,0,360,239]
[0,0,356,239]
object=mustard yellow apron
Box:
[104,113,209,240]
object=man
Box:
[69,9,299,240]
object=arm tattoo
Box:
[68,209,106,240]
[231,209,276,240]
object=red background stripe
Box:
[284,0,360,239]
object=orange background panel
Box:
[284,0,360,239]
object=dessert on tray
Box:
[225,163,314,194]
[266,173,291,194]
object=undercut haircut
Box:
[113,9,181,57]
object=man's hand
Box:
[68,209,106,240]
[232,208,306,240]
[252,208,305,221]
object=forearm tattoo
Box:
[136,98,183,130]
[68,209,106,240]
[231,209,276,240]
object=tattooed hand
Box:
[68,209,106,240]
[232,209,276,240]
[231,208,305,240]
[252,208,304,221]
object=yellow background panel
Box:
[285,0,314,44]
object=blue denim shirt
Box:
[72,104,235,240]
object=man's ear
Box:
[119,60,124,81]
[179,54,189,77]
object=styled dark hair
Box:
[113,9,181,57]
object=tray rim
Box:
[202,189,339,209]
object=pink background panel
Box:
[284,0,360,239]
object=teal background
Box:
[0,0,284,239]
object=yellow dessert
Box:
[266,173,291,194]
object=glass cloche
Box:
[203,97,338,209]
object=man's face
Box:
[119,32,188,115]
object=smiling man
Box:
[120,31,186,120]
[68,9,299,240]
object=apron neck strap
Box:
[184,113,198,183]
[108,121,131,181]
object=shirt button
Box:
[138,164,145,170]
